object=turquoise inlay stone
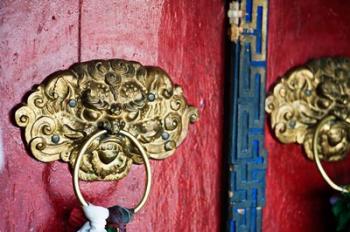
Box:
[68,99,77,107]
[51,134,60,144]
[161,131,170,140]
[147,93,155,102]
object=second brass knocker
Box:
[265,57,350,231]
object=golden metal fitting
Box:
[73,129,151,212]
[15,59,198,181]
[313,115,349,193]
[266,57,350,192]
[266,57,350,162]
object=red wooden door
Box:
[0,1,225,231]
[264,1,350,231]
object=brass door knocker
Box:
[74,128,151,211]
[266,57,350,231]
[312,115,350,193]
[74,128,151,231]
[14,59,198,231]
[265,57,350,168]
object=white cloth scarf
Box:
[77,203,109,232]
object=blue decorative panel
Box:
[227,0,268,231]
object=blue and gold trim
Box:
[227,0,268,231]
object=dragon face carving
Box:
[15,59,198,180]
[266,57,350,161]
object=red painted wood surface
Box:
[0,1,225,231]
[264,1,350,231]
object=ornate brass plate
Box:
[15,59,198,180]
[266,57,350,161]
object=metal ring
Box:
[313,115,349,193]
[73,129,152,213]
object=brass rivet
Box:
[304,89,312,96]
[161,132,170,140]
[288,120,296,129]
[68,99,77,107]
[51,134,60,144]
[147,93,156,102]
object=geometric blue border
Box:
[226,1,268,231]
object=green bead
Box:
[332,193,350,231]
[106,227,118,232]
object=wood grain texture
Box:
[264,1,350,231]
[0,0,225,231]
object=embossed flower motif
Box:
[109,103,122,116]
[120,82,142,99]
[80,82,115,121]
[88,60,136,81]
[119,81,145,105]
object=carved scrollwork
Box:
[266,57,350,161]
[15,59,198,180]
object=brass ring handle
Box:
[313,115,349,193]
[73,129,152,213]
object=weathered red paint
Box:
[0,1,224,231]
[264,1,350,231]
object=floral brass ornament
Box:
[266,57,350,162]
[15,59,198,181]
